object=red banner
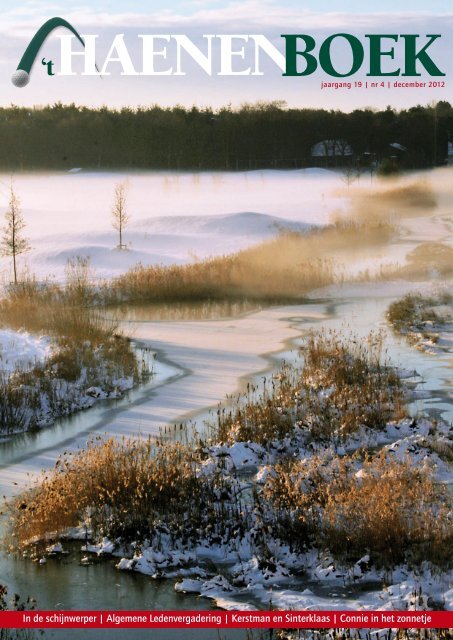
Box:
[0,610,451,629]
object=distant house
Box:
[385,142,407,169]
[311,139,353,158]
[311,139,353,166]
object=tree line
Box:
[0,100,452,171]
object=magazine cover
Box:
[0,1,452,638]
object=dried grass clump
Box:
[9,437,212,549]
[0,335,141,434]
[380,242,453,281]
[299,330,405,438]
[109,248,335,304]
[345,179,437,228]
[402,243,453,279]
[262,453,453,568]
[388,291,453,333]
[213,330,406,445]
[0,258,112,346]
[214,363,303,444]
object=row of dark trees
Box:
[0,100,452,171]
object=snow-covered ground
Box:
[0,168,453,281]
[0,329,51,374]
[0,167,451,282]
[415,322,453,354]
[0,169,345,280]
[395,294,453,355]
[0,166,450,282]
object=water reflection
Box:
[107,300,261,322]
[0,538,245,640]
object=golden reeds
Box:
[213,330,405,444]
[262,452,453,568]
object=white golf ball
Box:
[11,69,30,88]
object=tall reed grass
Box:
[106,221,394,305]
[9,437,233,548]
[0,584,37,640]
[212,330,405,444]
[261,452,452,568]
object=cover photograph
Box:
[0,0,452,638]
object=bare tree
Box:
[1,185,30,284]
[341,165,358,191]
[112,181,129,250]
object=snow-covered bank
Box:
[414,324,453,355]
[387,290,453,355]
[0,329,51,374]
[0,316,149,437]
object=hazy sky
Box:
[1,1,452,110]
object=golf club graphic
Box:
[12,17,86,87]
